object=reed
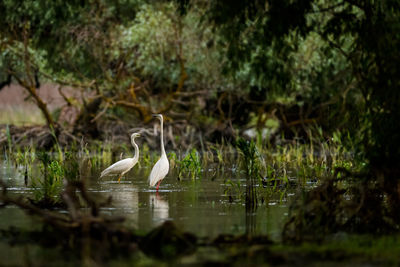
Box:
[236,138,261,210]
[177,148,202,180]
[31,151,64,206]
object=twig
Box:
[90,102,110,123]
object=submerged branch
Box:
[0,180,123,230]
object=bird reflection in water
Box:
[149,193,169,225]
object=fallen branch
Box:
[0,180,123,230]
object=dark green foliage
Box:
[208,0,400,237]
[208,0,400,174]
[0,0,141,79]
[207,0,312,92]
[175,0,190,15]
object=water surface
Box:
[0,157,292,264]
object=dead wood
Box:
[0,180,124,230]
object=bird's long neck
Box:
[131,138,139,160]
[160,117,166,157]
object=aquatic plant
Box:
[14,146,36,185]
[224,178,243,203]
[5,124,12,154]
[63,151,80,181]
[236,138,262,210]
[210,144,224,165]
[31,152,64,206]
[177,148,202,180]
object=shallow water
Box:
[0,157,292,264]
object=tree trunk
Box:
[27,85,57,131]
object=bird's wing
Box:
[100,158,134,177]
[148,157,169,186]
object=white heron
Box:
[149,114,169,192]
[100,133,141,183]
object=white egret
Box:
[149,114,169,191]
[100,133,141,183]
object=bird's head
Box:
[131,133,141,139]
[152,114,163,121]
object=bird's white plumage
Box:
[100,158,137,177]
[100,133,140,181]
[148,114,169,188]
[149,154,169,186]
